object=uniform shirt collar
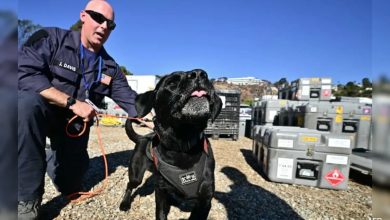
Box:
[64,30,108,57]
[64,30,116,69]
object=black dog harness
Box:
[146,136,210,199]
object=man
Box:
[18,1,137,219]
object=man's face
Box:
[80,4,114,49]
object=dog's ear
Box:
[211,93,222,122]
[135,91,155,118]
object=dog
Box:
[119,69,222,219]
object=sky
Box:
[16,0,390,84]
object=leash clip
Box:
[85,99,101,113]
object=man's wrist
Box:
[65,97,76,109]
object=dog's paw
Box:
[119,200,131,211]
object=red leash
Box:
[65,112,151,203]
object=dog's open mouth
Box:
[180,90,210,120]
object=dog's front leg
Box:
[119,143,150,211]
[155,188,171,220]
[188,198,212,220]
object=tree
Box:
[333,79,372,98]
[120,65,132,75]
[273,77,289,87]
[362,78,372,88]
[70,20,82,32]
[344,81,360,96]
[18,19,42,47]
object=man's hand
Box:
[69,100,96,122]
[40,87,96,122]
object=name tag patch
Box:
[54,59,78,73]
[180,171,197,185]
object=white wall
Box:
[103,75,160,115]
[126,75,160,94]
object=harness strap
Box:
[146,135,211,199]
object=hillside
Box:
[213,81,277,105]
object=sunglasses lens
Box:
[90,11,105,24]
[108,21,116,30]
[86,10,116,30]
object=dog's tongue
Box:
[191,90,207,97]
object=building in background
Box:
[102,75,160,122]
[226,77,264,85]
[126,75,161,94]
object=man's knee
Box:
[18,91,48,121]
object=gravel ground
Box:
[40,126,372,220]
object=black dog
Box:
[119,69,222,219]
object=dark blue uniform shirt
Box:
[18,27,137,117]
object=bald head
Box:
[80,0,116,52]
[84,0,114,20]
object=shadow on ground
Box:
[214,166,303,219]
[40,149,154,220]
[213,149,303,219]
[240,149,269,180]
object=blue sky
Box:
[17,0,389,84]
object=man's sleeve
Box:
[110,66,138,117]
[18,29,54,92]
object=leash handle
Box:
[64,112,152,204]
[65,115,88,138]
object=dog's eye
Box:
[168,81,177,87]
[166,76,180,88]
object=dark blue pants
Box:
[0,89,17,212]
[18,91,90,201]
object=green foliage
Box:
[242,99,253,106]
[274,77,289,87]
[18,19,42,47]
[362,77,372,88]
[70,20,82,32]
[332,80,372,98]
[120,65,132,75]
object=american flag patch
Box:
[101,74,112,85]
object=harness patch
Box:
[179,171,198,185]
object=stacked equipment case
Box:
[251,77,372,189]
[205,89,240,141]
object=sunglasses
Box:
[85,10,116,30]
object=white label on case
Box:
[277,158,294,179]
[301,79,310,85]
[277,139,294,148]
[322,78,331,84]
[301,86,310,96]
[328,138,351,148]
[326,155,348,165]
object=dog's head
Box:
[135,69,222,130]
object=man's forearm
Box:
[39,87,69,108]
[40,87,96,121]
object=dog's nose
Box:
[187,71,197,79]
[187,70,208,81]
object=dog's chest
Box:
[156,173,214,210]
[148,143,211,199]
